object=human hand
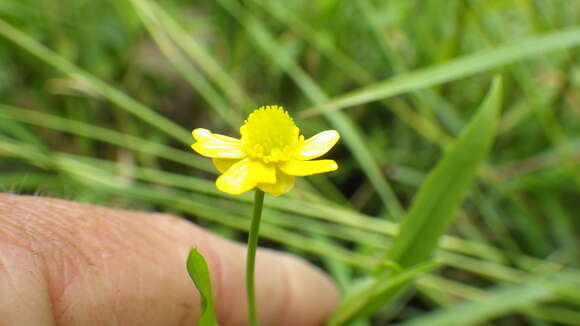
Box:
[0,193,338,326]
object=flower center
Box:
[240,105,302,163]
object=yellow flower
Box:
[191,105,340,196]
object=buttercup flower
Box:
[191,105,339,196]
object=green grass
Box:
[1,0,580,325]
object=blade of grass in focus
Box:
[386,77,502,268]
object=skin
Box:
[0,193,338,326]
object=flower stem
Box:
[247,189,265,326]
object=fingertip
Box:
[282,253,339,326]
[253,250,339,326]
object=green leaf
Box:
[328,262,439,326]
[329,78,503,325]
[386,77,503,268]
[186,247,218,326]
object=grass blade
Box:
[386,77,503,268]
[0,106,211,171]
[128,0,242,128]
[0,18,192,144]
[301,28,580,117]
[140,0,255,110]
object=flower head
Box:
[191,105,339,196]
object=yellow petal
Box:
[216,159,276,194]
[280,159,338,176]
[258,170,295,196]
[192,128,240,143]
[294,130,340,160]
[191,128,245,158]
[211,158,240,173]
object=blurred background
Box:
[1,0,580,325]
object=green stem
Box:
[247,189,265,326]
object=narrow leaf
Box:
[186,247,218,326]
[386,77,503,268]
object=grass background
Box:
[1,0,580,325]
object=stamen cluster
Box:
[240,105,303,163]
